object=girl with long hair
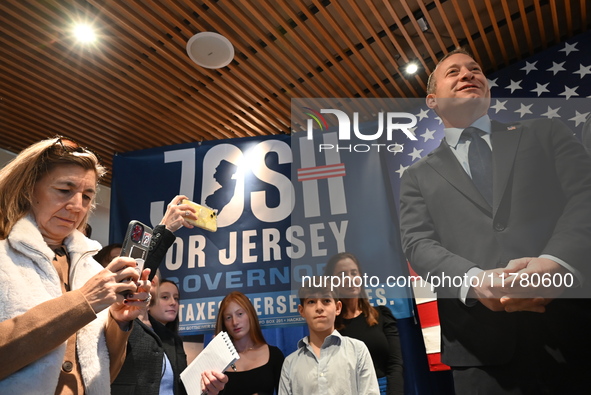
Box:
[215,291,284,395]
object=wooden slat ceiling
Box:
[1,0,589,185]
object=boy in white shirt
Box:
[279,279,379,395]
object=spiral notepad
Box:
[180,331,239,395]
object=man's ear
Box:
[335,300,342,316]
[426,94,437,109]
[298,304,304,317]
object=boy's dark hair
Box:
[298,276,339,306]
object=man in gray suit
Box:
[399,48,591,394]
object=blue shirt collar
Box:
[445,115,491,148]
[298,329,342,349]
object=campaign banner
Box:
[111,131,413,334]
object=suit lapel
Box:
[491,121,522,216]
[426,140,492,213]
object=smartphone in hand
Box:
[118,220,153,298]
[120,220,153,273]
[181,199,218,232]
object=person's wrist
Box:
[115,318,133,331]
[109,308,134,331]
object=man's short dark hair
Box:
[426,47,475,94]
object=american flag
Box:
[388,30,591,371]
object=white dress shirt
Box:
[278,330,379,395]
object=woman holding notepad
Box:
[215,292,285,395]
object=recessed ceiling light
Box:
[405,62,419,74]
[73,24,96,43]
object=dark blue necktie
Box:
[464,127,493,206]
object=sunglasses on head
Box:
[51,136,101,162]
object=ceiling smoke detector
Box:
[186,32,234,69]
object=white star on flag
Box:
[515,103,533,118]
[488,78,498,89]
[521,61,538,74]
[547,62,566,75]
[574,64,591,78]
[569,111,590,127]
[416,108,430,121]
[559,85,579,99]
[490,100,507,113]
[420,128,436,142]
[531,83,550,96]
[395,164,409,178]
[506,80,522,93]
[541,106,561,119]
[560,42,579,56]
[408,147,424,161]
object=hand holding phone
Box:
[119,220,153,297]
[180,199,218,232]
[120,220,153,273]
